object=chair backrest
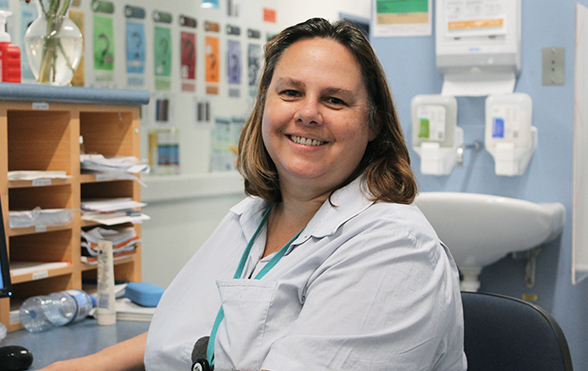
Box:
[461,291,573,371]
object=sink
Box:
[414,192,565,291]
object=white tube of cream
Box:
[97,240,116,325]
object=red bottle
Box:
[0,10,21,83]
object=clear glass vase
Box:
[24,0,83,85]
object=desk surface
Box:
[1,319,150,369]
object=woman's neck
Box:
[262,193,327,258]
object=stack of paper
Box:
[81,198,149,225]
[81,226,141,264]
[81,154,150,173]
[81,198,146,212]
[116,298,156,321]
[7,170,69,181]
[9,208,75,229]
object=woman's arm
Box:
[39,332,147,371]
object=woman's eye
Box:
[326,97,346,106]
[280,90,300,98]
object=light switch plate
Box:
[542,47,565,85]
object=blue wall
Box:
[371,1,588,369]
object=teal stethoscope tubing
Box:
[206,203,303,367]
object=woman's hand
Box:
[39,356,99,371]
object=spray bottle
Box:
[0,10,21,83]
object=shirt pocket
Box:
[214,279,278,371]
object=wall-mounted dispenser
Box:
[412,94,463,175]
[485,93,536,176]
[435,0,521,96]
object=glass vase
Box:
[24,0,83,85]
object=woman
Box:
[41,18,466,371]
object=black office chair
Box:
[461,291,573,371]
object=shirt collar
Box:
[230,176,374,252]
[230,196,271,244]
[299,176,374,241]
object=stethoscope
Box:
[192,203,303,371]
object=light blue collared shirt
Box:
[145,177,467,371]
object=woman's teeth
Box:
[290,135,324,146]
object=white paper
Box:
[82,212,150,226]
[81,198,146,212]
[7,171,69,181]
[441,71,516,96]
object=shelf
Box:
[80,173,138,184]
[0,82,150,105]
[10,262,73,284]
[0,97,145,332]
[8,178,72,188]
[8,223,75,237]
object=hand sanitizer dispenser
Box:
[412,94,463,175]
[485,93,536,176]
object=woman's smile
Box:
[288,135,327,146]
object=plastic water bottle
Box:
[19,289,97,333]
[0,322,6,343]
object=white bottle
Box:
[19,289,96,333]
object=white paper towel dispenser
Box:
[435,0,522,96]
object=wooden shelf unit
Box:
[0,100,144,332]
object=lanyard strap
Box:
[206,204,303,367]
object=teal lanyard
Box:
[206,203,303,367]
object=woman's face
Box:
[261,37,373,199]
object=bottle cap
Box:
[0,10,12,43]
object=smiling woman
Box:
[261,37,373,207]
[38,18,466,371]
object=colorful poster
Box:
[248,43,261,97]
[181,32,196,80]
[227,40,241,85]
[181,31,196,92]
[248,44,261,87]
[205,36,220,83]
[154,26,172,77]
[126,21,145,74]
[93,15,114,71]
[372,0,432,37]
[154,26,172,90]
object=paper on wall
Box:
[441,71,516,96]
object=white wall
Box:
[141,0,370,287]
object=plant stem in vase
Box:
[24,0,83,85]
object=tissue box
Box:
[125,282,165,307]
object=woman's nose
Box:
[295,97,323,126]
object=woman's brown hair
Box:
[237,18,417,204]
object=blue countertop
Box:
[1,319,150,368]
[0,83,150,106]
